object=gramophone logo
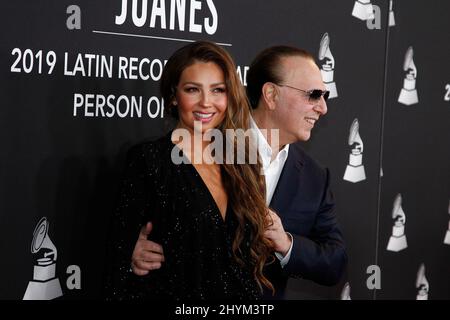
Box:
[444,200,450,245]
[340,282,351,300]
[416,263,429,300]
[23,217,63,300]
[387,193,408,252]
[318,33,338,99]
[389,0,396,27]
[352,0,375,21]
[398,46,419,105]
[343,119,366,183]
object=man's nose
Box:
[316,98,328,115]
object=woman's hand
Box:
[131,222,165,275]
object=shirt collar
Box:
[249,116,289,168]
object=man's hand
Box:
[131,222,165,276]
[264,209,292,257]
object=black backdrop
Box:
[1,0,449,300]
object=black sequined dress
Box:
[105,132,260,300]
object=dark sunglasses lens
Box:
[309,90,329,101]
[309,90,323,101]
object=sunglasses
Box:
[277,84,330,102]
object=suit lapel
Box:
[269,144,304,217]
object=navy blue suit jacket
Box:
[264,142,347,298]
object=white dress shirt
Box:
[250,117,293,267]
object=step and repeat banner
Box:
[1,0,449,300]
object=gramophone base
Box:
[352,1,375,21]
[23,278,63,300]
[398,89,418,105]
[387,235,408,252]
[33,263,56,281]
[343,165,366,183]
[444,230,450,245]
[416,294,428,300]
[324,81,338,99]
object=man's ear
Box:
[261,82,278,110]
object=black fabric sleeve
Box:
[284,168,348,286]
[103,144,152,300]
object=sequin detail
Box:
[105,133,260,300]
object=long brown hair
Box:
[160,41,274,292]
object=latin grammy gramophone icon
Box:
[398,46,419,105]
[352,0,375,21]
[416,263,429,300]
[318,33,337,99]
[443,200,450,245]
[389,0,396,27]
[340,282,351,300]
[343,119,366,183]
[387,193,408,252]
[23,217,63,300]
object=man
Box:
[130,45,347,298]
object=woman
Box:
[106,41,273,300]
